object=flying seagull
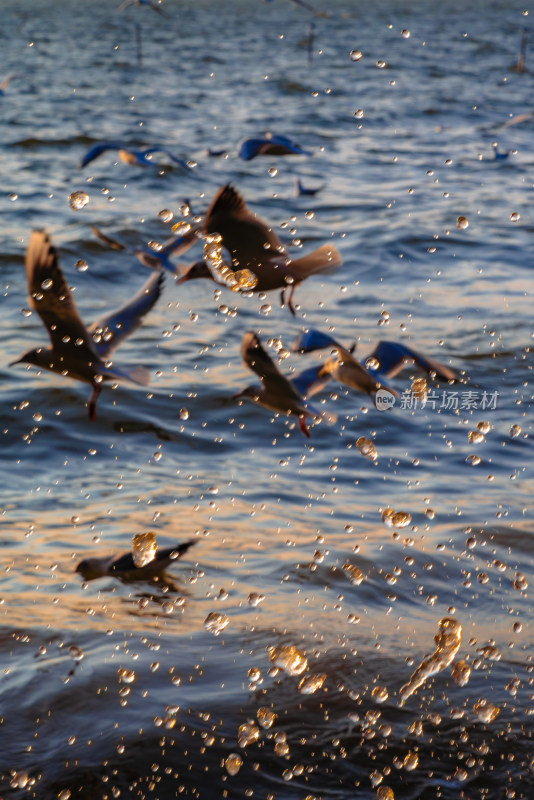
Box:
[11,230,164,419]
[76,540,195,581]
[80,143,192,170]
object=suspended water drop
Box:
[509,424,521,438]
[269,643,307,675]
[477,420,491,433]
[399,617,462,706]
[350,49,363,61]
[179,408,189,420]
[353,108,364,119]
[225,753,243,776]
[342,562,364,585]
[510,211,520,222]
[248,592,265,607]
[468,430,485,444]
[237,720,260,748]
[452,659,471,686]
[69,191,89,210]
[401,29,410,38]
[257,707,276,729]
[21,308,32,317]
[132,531,157,567]
[371,686,388,703]
[259,303,272,315]
[298,672,327,694]
[365,356,381,370]
[376,787,394,800]
[204,611,230,635]
[513,572,528,591]
[456,216,469,230]
[158,208,173,223]
[356,437,377,461]
[473,699,499,723]
[118,668,136,684]
[41,278,53,291]
[466,454,481,466]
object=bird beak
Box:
[232,389,245,400]
[175,271,191,285]
[9,356,23,366]
[317,365,328,378]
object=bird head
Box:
[9,346,50,369]
[176,261,214,284]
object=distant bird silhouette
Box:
[292,328,457,397]
[176,184,342,314]
[235,331,319,436]
[91,225,198,273]
[11,231,164,420]
[0,73,16,96]
[491,142,510,161]
[264,0,326,16]
[238,133,312,161]
[117,0,167,16]
[296,177,323,196]
[80,143,192,170]
[76,540,195,581]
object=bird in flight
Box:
[177,184,342,314]
[11,230,164,419]
[76,540,195,581]
[117,0,167,17]
[80,143,192,170]
[238,133,312,161]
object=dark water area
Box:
[0,0,533,798]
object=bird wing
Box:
[242,331,302,400]
[80,142,123,168]
[25,230,98,357]
[91,226,127,251]
[143,149,192,169]
[291,363,331,398]
[117,0,135,11]
[204,184,286,267]
[287,243,342,281]
[292,327,340,353]
[88,269,164,358]
[368,341,457,381]
[0,73,16,91]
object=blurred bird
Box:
[80,143,192,170]
[491,142,510,161]
[91,225,198,273]
[177,184,342,314]
[117,0,167,16]
[296,177,323,196]
[10,230,164,420]
[0,73,16,96]
[264,0,326,16]
[238,133,312,161]
[293,328,457,397]
[235,331,317,436]
[76,540,195,581]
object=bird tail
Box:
[290,244,342,279]
[101,364,151,386]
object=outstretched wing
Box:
[242,331,301,400]
[80,142,123,168]
[205,184,286,268]
[88,270,164,357]
[292,327,340,353]
[291,363,331,398]
[25,230,97,357]
[91,226,127,251]
[369,341,457,381]
[144,148,192,170]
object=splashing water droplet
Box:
[225,753,243,776]
[510,211,520,222]
[401,29,410,38]
[298,672,327,695]
[257,707,276,729]
[158,208,173,223]
[41,278,53,291]
[371,686,389,703]
[468,430,485,444]
[399,617,462,706]
[376,787,395,800]
[350,49,363,62]
[69,191,89,210]
[204,611,230,635]
[248,592,265,607]
[75,259,89,272]
[354,108,364,119]
[466,454,481,466]
[342,562,364,585]
[356,437,377,461]
[237,721,260,748]
[179,408,189,420]
[118,668,136,684]
[365,356,381,371]
[456,216,469,230]
[452,659,471,686]
[269,643,307,675]
[473,699,499,723]
[509,424,521,438]
[132,531,157,567]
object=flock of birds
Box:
[8,0,464,583]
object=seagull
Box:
[491,142,510,161]
[238,133,312,161]
[176,184,342,314]
[91,225,198,273]
[235,331,320,437]
[292,328,457,398]
[10,230,164,420]
[296,177,323,196]
[76,540,195,581]
[0,73,16,96]
[117,0,167,16]
[80,143,192,170]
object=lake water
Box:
[0,0,532,798]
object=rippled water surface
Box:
[0,0,533,798]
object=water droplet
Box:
[204,611,230,635]
[452,659,471,686]
[237,721,260,750]
[468,430,485,444]
[376,787,394,800]
[118,668,136,684]
[513,572,528,591]
[21,307,32,317]
[466,454,481,466]
[401,29,410,38]
[403,751,418,770]
[399,617,462,706]
[477,420,491,433]
[268,167,278,177]
[153,451,162,462]
[69,191,89,210]
[75,259,89,272]
[257,707,276,729]
[248,592,265,607]
[9,193,18,202]
[456,216,469,230]
[158,208,173,223]
[41,278,53,291]
[342,562,364,585]
[179,408,189,420]
[259,303,272,315]
[305,210,315,220]
[510,211,520,222]
[371,686,388,703]
[132,531,157,567]
[365,356,381,371]
[353,108,364,119]
[509,424,521,438]
[350,49,363,62]
[376,60,387,68]
[298,672,327,694]
[425,508,435,519]
[225,753,243,776]
[473,699,499,723]
[356,437,377,461]
[269,643,307,675]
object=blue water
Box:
[0,0,532,797]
